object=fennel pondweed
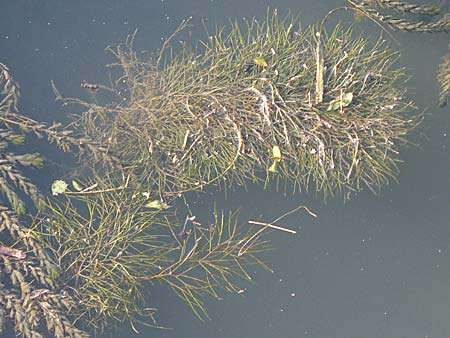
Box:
[34,176,270,331]
[76,10,419,198]
[3,6,433,335]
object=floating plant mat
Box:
[0,7,428,337]
[34,174,271,332]
[76,10,420,198]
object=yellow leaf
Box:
[272,145,282,162]
[145,200,170,210]
[72,180,83,191]
[254,57,268,67]
[327,92,353,111]
[268,161,279,173]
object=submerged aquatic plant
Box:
[0,205,87,338]
[0,57,271,335]
[348,0,450,33]
[0,63,111,215]
[345,2,449,108]
[148,207,270,320]
[0,63,91,337]
[0,63,45,214]
[1,6,433,336]
[77,11,418,197]
[438,45,450,107]
[34,175,269,332]
[34,177,161,331]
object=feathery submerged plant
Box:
[348,0,450,33]
[0,204,87,338]
[0,63,45,215]
[438,45,450,107]
[0,63,90,337]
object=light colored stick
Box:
[248,220,296,234]
[0,245,26,259]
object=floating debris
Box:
[0,245,26,259]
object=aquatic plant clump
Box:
[0,205,86,338]
[0,63,93,337]
[348,0,450,33]
[80,11,418,197]
[438,45,450,107]
[35,180,164,331]
[34,175,269,331]
[0,63,112,216]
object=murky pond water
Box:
[1,1,449,337]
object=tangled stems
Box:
[1,6,431,336]
[0,63,112,216]
[438,45,450,107]
[34,175,270,331]
[78,11,419,198]
[0,205,87,338]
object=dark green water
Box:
[1,1,449,337]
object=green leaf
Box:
[51,180,68,196]
[72,180,83,191]
[15,202,26,217]
[30,154,45,168]
[327,92,353,111]
[267,161,279,173]
[430,6,440,15]
[342,92,353,107]
[327,99,340,111]
[10,134,25,145]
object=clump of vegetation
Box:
[34,174,270,332]
[344,1,449,108]
[0,62,90,337]
[438,45,450,107]
[0,205,86,338]
[348,0,450,32]
[0,61,271,336]
[1,5,435,336]
[77,11,419,197]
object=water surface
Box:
[1,1,449,337]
